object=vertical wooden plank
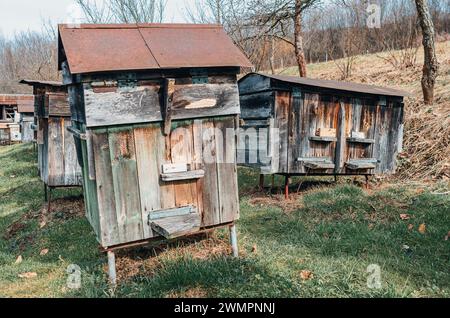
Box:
[47,117,65,186]
[275,91,291,173]
[335,102,346,173]
[192,120,205,221]
[63,118,82,186]
[215,117,239,224]
[201,119,220,227]
[134,125,162,239]
[92,131,120,247]
[109,128,143,244]
[170,122,197,208]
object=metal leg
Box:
[48,187,52,213]
[44,184,48,202]
[259,174,265,190]
[365,175,370,189]
[229,224,239,258]
[107,251,117,286]
[284,175,290,200]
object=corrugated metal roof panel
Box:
[58,23,253,74]
[247,73,410,97]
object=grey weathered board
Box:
[151,213,201,240]
[83,82,240,127]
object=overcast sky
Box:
[0,0,194,38]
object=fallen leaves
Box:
[251,245,258,254]
[400,214,410,220]
[408,224,414,231]
[418,223,426,234]
[40,249,49,256]
[444,231,450,241]
[15,255,23,264]
[300,270,314,281]
[18,272,37,279]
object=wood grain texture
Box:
[109,129,143,244]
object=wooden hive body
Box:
[58,24,251,248]
[22,82,83,188]
[238,73,408,176]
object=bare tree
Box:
[415,0,439,104]
[75,0,167,23]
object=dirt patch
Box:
[39,196,85,225]
[104,233,233,283]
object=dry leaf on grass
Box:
[418,223,426,234]
[300,270,314,281]
[15,255,23,264]
[408,224,414,231]
[444,231,450,241]
[18,272,37,279]
[39,221,46,229]
[251,245,258,254]
[40,249,49,256]
[400,214,410,220]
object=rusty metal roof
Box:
[20,79,64,87]
[242,73,410,97]
[58,24,253,75]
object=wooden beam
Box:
[151,213,201,239]
[163,78,176,136]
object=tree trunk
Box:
[415,0,439,105]
[294,0,307,77]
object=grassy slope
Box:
[0,144,449,298]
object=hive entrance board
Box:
[150,213,201,240]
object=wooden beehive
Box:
[21,80,82,189]
[0,94,34,144]
[238,73,409,180]
[58,23,252,250]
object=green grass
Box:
[0,144,449,298]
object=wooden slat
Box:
[109,128,143,244]
[201,120,220,227]
[47,117,65,186]
[162,163,188,174]
[83,83,240,128]
[170,123,197,208]
[92,131,120,247]
[304,162,335,170]
[148,206,196,221]
[335,102,346,173]
[151,213,201,240]
[63,118,82,186]
[161,169,205,182]
[134,125,162,239]
[215,118,239,224]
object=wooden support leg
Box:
[284,175,290,200]
[107,251,117,286]
[229,224,239,258]
[271,175,275,192]
[259,174,265,190]
[334,175,338,183]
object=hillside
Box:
[276,41,450,180]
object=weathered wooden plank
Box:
[335,102,346,173]
[84,83,240,128]
[161,170,205,182]
[347,137,375,144]
[48,93,71,117]
[148,206,196,221]
[134,125,162,239]
[304,162,336,170]
[201,120,220,227]
[47,118,65,186]
[63,118,82,186]
[109,128,143,244]
[215,118,239,224]
[162,163,188,174]
[275,91,291,173]
[192,119,205,224]
[170,123,197,208]
[151,213,201,240]
[92,131,120,247]
[239,91,274,119]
